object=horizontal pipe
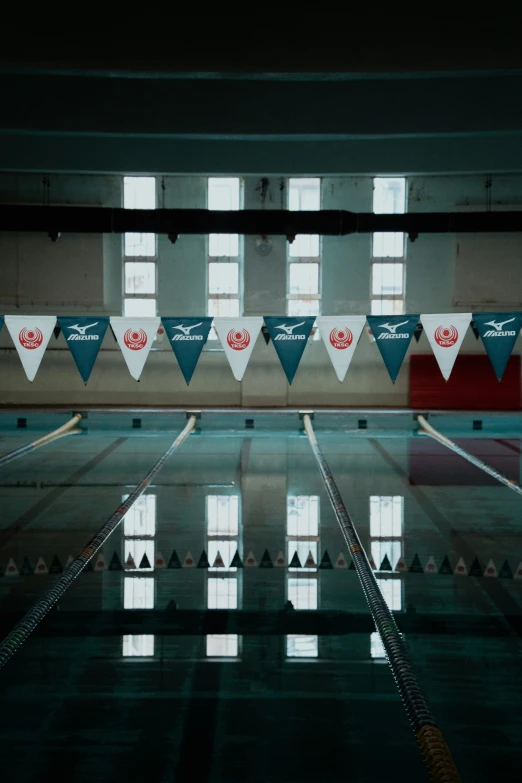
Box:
[1,204,522,236]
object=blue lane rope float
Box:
[417,414,522,497]
[0,415,197,671]
[0,414,83,469]
[302,414,461,783]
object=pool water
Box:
[0,411,521,782]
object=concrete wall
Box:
[1,173,522,407]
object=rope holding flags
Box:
[0,312,520,384]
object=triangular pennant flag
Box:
[5,557,19,576]
[161,317,213,384]
[469,557,483,577]
[213,317,263,381]
[454,556,468,575]
[439,555,453,575]
[409,554,424,573]
[369,556,377,570]
[230,550,244,568]
[94,553,107,571]
[316,316,366,382]
[57,317,110,384]
[318,550,333,569]
[335,552,348,569]
[263,316,315,383]
[424,556,437,574]
[65,554,74,568]
[470,320,480,340]
[110,317,160,380]
[245,550,257,567]
[155,552,166,569]
[5,315,56,382]
[20,556,34,575]
[349,559,356,570]
[139,553,151,569]
[259,549,273,568]
[125,553,136,570]
[304,550,316,568]
[261,325,270,345]
[413,322,423,343]
[35,556,48,575]
[379,554,393,572]
[167,550,182,569]
[367,315,419,383]
[108,552,123,571]
[513,562,522,580]
[212,550,226,568]
[484,559,498,577]
[197,551,209,568]
[289,551,302,568]
[183,551,195,568]
[49,555,63,574]
[0,316,3,334]
[420,313,472,380]
[472,312,522,381]
[499,559,513,579]
[395,556,407,572]
[274,550,286,567]
[53,325,61,339]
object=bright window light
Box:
[370,632,386,659]
[208,577,238,609]
[124,577,155,609]
[287,635,318,658]
[287,299,320,318]
[125,262,156,295]
[289,263,319,295]
[124,540,155,572]
[208,178,240,257]
[208,540,238,572]
[287,496,319,537]
[370,496,403,538]
[207,297,240,318]
[376,577,402,612]
[289,178,320,258]
[124,495,156,537]
[124,177,156,210]
[370,298,405,316]
[288,578,318,610]
[124,298,157,317]
[288,541,318,572]
[371,541,402,572]
[209,263,239,295]
[123,634,155,657]
[372,263,404,296]
[206,496,239,537]
[206,634,238,657]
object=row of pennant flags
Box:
[1,311,522,384]
[2,550,522,578]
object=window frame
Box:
[370,177,407,316]
[122,176,158,318]
[287,178,322,323]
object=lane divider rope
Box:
[0,415,196,670]
[302,413,461,783]
[0,414,83,469]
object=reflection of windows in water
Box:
[123,494,156,537]
[123,635,155,657]
[206,494,240,658]
[207,577,238,609]
[122,493,156,657]
[207,540,238,572]
[286,494,320,658]
[206,635,239,657]
[206,495,239,536]
[287,495,319,537]
[123,540,155,571]
[287,635,318,658]
[370,496,403,538]
[124,577,155,609]
[287,540,318,572]
[371,577,402,660]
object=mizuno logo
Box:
[482,317,518,337]
[484,317,515,332]
[379,320,409,334]
[172,323,202,335]
[67,322,99,341]
[171,322,204,341]
[377,320,410,340]
[273,321,306,340]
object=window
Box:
[369,495,404,659]
[287,495,319,658]
[207,178,242,339]
[123,176,157,317]
[371,177,406,315]
[287,179,321,325]
[206,495,240,657]
[122,494,156,657]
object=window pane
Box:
[208,577,238,609]
[125,262,156,295]
[288,541,318,572]
[370,632,386,659]
[122,635,155,657]
[287,299,319,317]
[371,541,402,572]
[289,263,319,295]
[289,235,320,258]
[124,495,156,537]
[124,177,156,210]
[208,297,240,318]
[373,178,405,214]
[206,634,238,657]
[124,577,154,609]
[288,578,318,610]
[287,635,318,657]
[208,178,240,258]
[208,540,238,572]
[209,263,239,294]
[209,234,239,257]
[372,263,403,296]
[287,496,319,537]
[124,233,156,257]
[376,577,402,611]
[373,232,404,258]
[124,540,155,572]
[370,298,404,316]
[124,298,157,317]
[370,496,403,538]
[289,178,321,211]
[207,495,239,536]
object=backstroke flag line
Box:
[472,312,522,381]
[264,316,315,384]
[162,317,213,384]
[367,314,419,383]
[58,316,110,384]
[110,317,161,381]
[317,316,366,382]
[214,317,263,381]
[421,313,472,381]
[5,315,56,382]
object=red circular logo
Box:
[434,325,458,347]
[19,327,43,350]
[123,328,147,350]
[329,327,353,350]
[227,328,250,351]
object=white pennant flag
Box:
[317,316,366,382]
[5,315,56,382]
[110,317,160,380]
[214,317,263,381]
[420,313,471,381]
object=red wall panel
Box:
[409,354,521,410]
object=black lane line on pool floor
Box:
[368,438,522,638]
[0,437,127,551]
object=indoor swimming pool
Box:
[0,410,521,781]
